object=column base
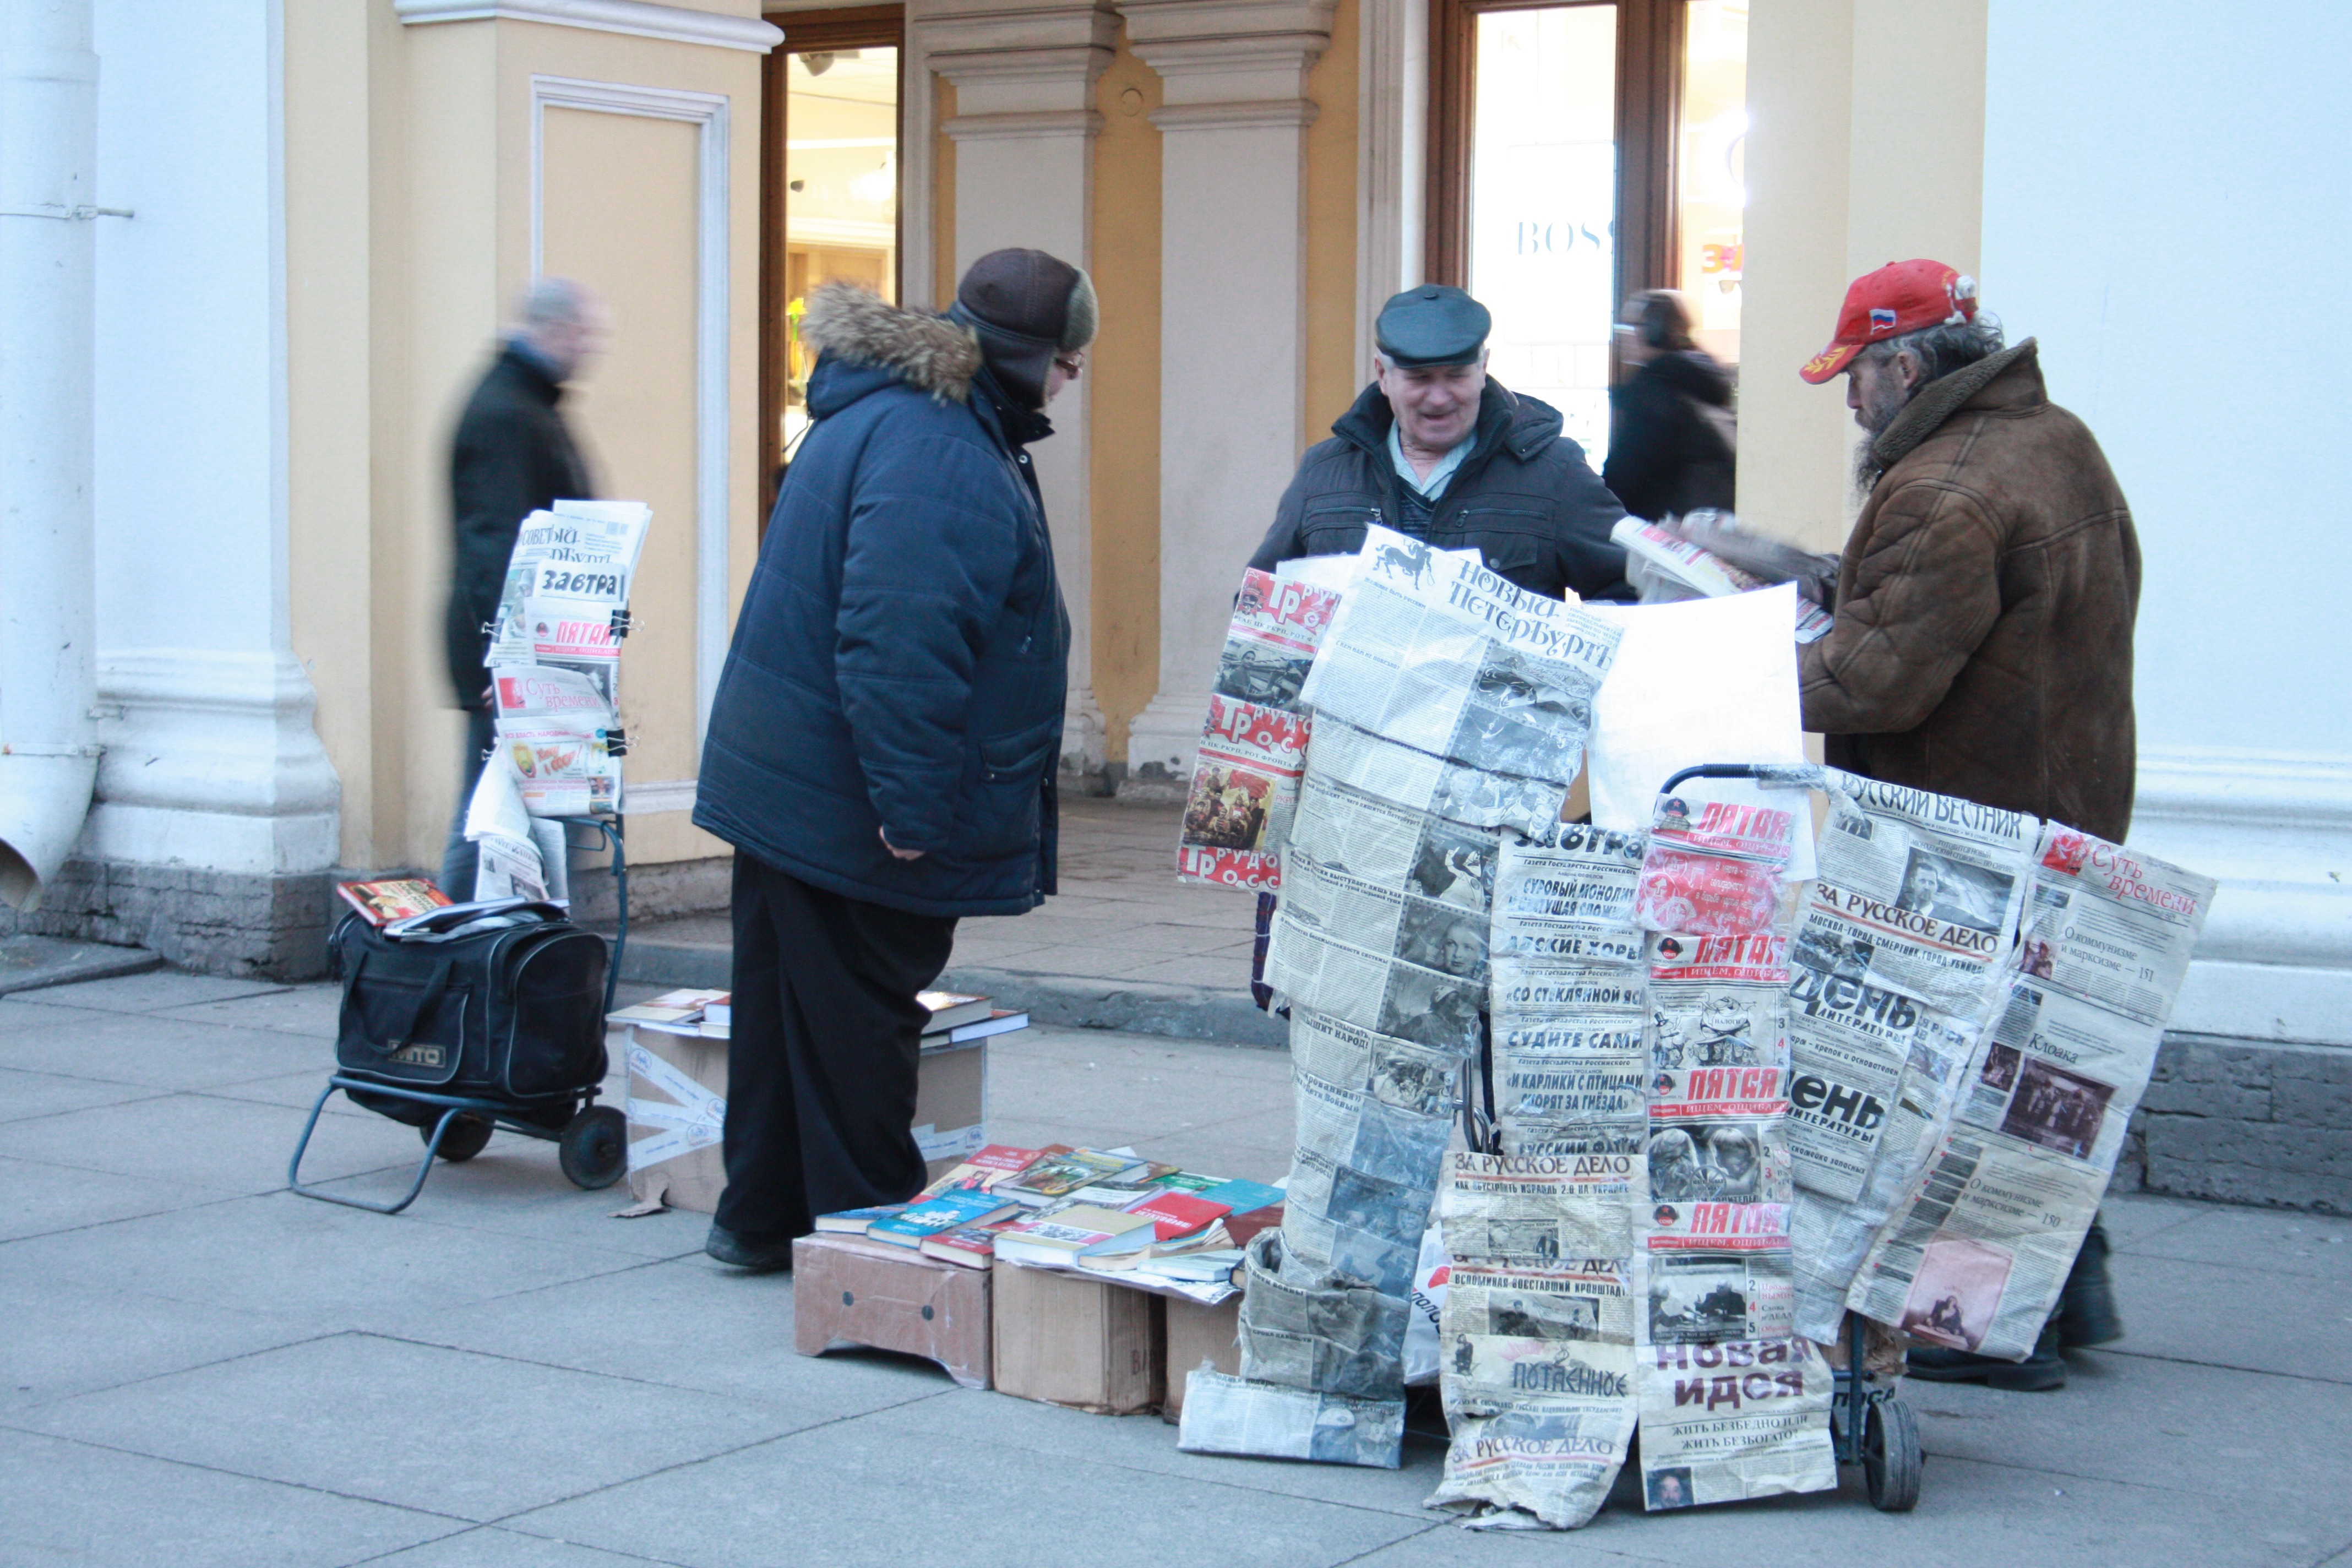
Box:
[1118,687,1209,802]
[1061,685,1112,794]
[0,858,337,980]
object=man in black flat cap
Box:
[1249,285,1631,600]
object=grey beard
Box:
[1851,440,1884,504]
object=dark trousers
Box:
[714,854,958,1242]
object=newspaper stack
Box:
[1843,824,2214,1360]
[1625,790,1837,1511]
[1176,567,1341,891]
[1783,770,2037,1340]
[466,500,651,902]
[1188,530,1621,1473]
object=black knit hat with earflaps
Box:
[949,248,1099,411]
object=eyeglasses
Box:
[1053,353,1086,376]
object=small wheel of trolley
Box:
[423,1113,494,1163]
[1863,1395,1923,1512]
[559,1104,628,1190]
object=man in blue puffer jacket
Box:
[693,250,1093,1270]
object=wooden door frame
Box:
[1424,0,1684,311]
[759,4,907,522]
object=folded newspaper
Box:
[1299,525,1622,788]
[1842,825,2215,1360]
[1635,1337,1837,1509]
[1177,567,1342,889]
[1177,1370,1404,1468]
[1610,513,1836,644]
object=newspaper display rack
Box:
[1161,529,2216,1529]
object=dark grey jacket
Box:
[444,345,592,710]
[1248,380,1632,600]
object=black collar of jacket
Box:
[970,362,1054,451]
[1331,377,1560,478]
[1870,338,2040,471]
[498,341,566,405]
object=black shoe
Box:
[1907,1321,2066,1391]
[705,1222,796,1273]
[2057,1217,2123,1347]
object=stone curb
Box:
[615,936,1287,1049]
[0,935,166,997]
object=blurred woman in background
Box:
[1604,290,1737,522]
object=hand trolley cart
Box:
[287,815,632,1215]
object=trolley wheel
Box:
[559,1105,628,1190]
[424,1114,494,1162]
[1863,1396,1923,1512]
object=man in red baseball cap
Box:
[1798,261,2140,1391]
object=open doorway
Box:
[759,6,905,521]
[1427,0,1747,450]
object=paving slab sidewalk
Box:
[2,969,2349,1567]
[618,797,1283,1044]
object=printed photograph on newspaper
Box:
[1176,692,1308,887]
[1299,526,1621,788]
[1178,1370,1406,1468]
[1646,933,1790,1072]
[1632,793,1798,935]
[1289,772,1504,910]
[1306,717,1571,836]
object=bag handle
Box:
[373,958,454,1052]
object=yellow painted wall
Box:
[932,77,957,307]
[285,16,765,874]
[1088,23,1163,764]
[1302,0,1362,447]
[1738,0,1986,553]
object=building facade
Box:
[1,1,2343,1193]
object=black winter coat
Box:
[693,286,1068,919]
[1602,350,1737,524]
[1248,380,1632,600]
[444,345,592,710]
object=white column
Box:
[1116,0,1333,792]
[924,0,1118,783]
[84,0,339,881]
[0,0,101,907]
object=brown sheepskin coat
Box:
[1801,340,2141,841]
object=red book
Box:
[1125,1190,1231,1242]
[1224,1204,1285,1248]
[970,1144,1045,1177]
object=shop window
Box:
[760,6,905,518]
[1428,0,1746,444]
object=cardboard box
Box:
[622,1025,727,1212]
[990,1260,1165,1414]
[1159,1294,1242,1423]
[623,1025,989,1212]
[793,1233,992,1390]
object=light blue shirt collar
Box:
[1388,422,1473,500]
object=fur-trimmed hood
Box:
[799,281,983,403]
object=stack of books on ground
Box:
[608,988,732,1039]
[609,987,1028,1049]
[814,1144,1286,1306]
[921,989,1028,1047]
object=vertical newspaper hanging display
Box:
[466,499,650,901]
[1843,826,2214,1360]
[1189,530,1620,1476]
[1625,791,1836,1510]
[1177,567,1342,891]
[1782,770,2035,1339]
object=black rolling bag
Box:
[330,902,609,1123]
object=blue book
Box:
[866,1189,1021,1248]
[1192,1178,1284,1217]
[813,1203,910,1237]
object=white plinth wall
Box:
[1985,0,2352,1049]
[1117,0,1334,791]
[63,0,339,971]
